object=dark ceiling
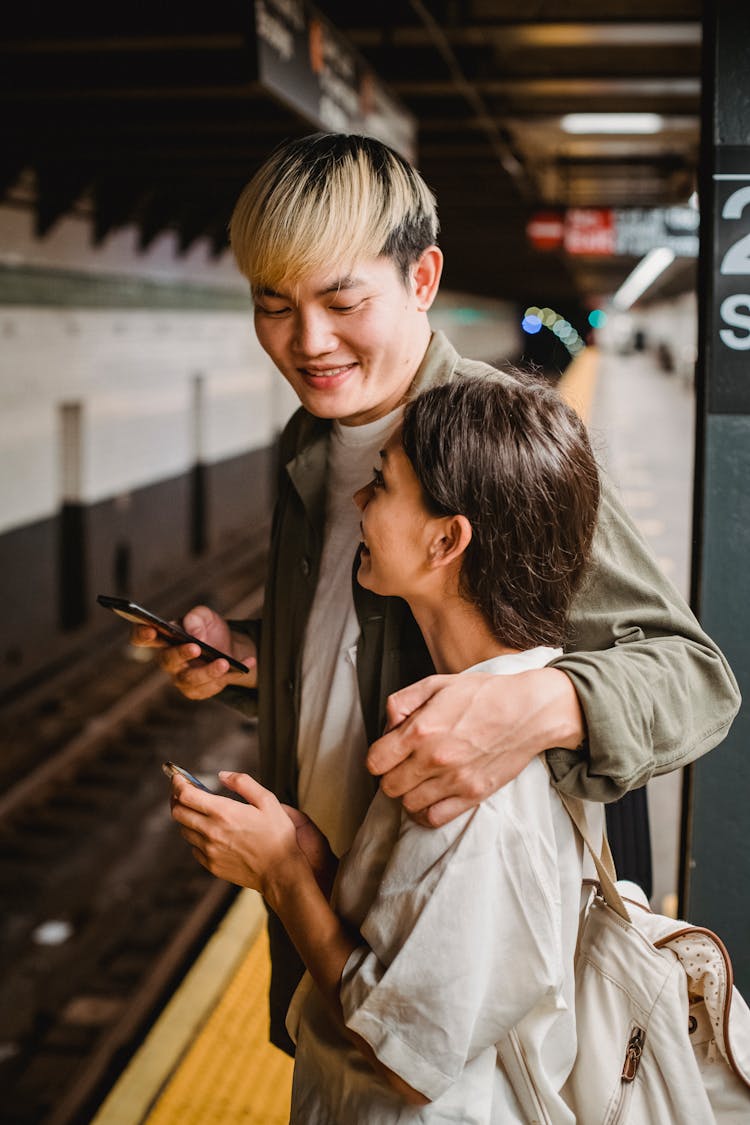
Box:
[1,1,702,311]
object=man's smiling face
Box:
[252,252,437,426]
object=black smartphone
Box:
[97,594,249,674]
[162,760,215,792]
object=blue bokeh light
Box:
[523,304,586,355]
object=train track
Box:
[0,552,267,1125]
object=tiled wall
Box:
[0,201,519,694]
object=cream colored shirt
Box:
[296,407,402,858]
[289,647,605,1123]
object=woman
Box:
[171,373,604,1122]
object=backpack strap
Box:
[555,789,632,924]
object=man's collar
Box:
[285,416,329,530]
[408,330,461,397]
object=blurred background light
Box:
[561,113,664,134]
[453,307,485,324]
[612,247,676,310]
[522,305,584,354]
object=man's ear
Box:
[428,514,472,568]
[412,246,443,312]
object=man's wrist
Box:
[532,667,586,751]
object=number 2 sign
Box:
[719,182,750,352]
[711,149,750,413]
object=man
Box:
[136,133,739,1053]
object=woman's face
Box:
[354,429,437,599]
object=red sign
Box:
[526,212,564,251]
[563,209,616,256]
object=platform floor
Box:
[586,345,694,915]
[93,342,694,1123]
[92,891,293,1124]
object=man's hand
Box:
[367,667,585,828]
[130,605,257,700]
[169,771,305,895]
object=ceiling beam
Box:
[406,0,528,186]
[4,84,270,103]
[394,77,701,98]
[419,113,699,131]
[468,0,701,17]
[0,34,246,54]
[346,21,701,49]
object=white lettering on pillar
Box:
[717,181,750,349]
[719,295,750,350]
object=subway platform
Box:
[92,342,696,1123]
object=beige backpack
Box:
[560,794,750,1124]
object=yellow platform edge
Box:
[92,889,266,1125]
[144,924,293,1125]
[556,345,600,426]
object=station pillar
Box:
[684,3,750,994]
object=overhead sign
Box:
[613,207,699,258]
[526,212,565,251]
[526,206,700,258]
[564,209,617,256]
[253,0,417,162]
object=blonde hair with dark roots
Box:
[229,133,439,292]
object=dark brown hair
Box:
[401,373,600,649]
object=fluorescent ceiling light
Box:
[561,113,664,134]
[612,247,676,310]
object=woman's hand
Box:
[171,775,421,1103]
[280,805,338,897]
[131,605,257,700]
[170,771,304,896]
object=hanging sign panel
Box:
[564,209,617,255]
[253,0,417,162]
[526,207,699,258]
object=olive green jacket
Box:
[226,330,740,1049]
[230,329,739,803]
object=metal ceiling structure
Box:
[1,1,702,311]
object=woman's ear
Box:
[412,245,443,312]
[428,514,472,568]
